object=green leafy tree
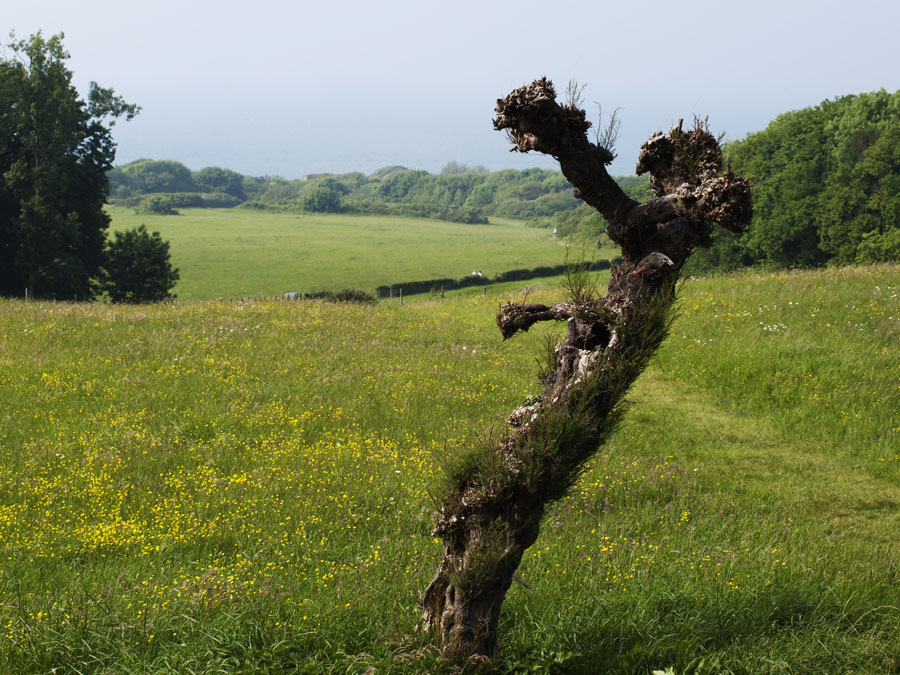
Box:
[0,31,138,299]
[113,159,195,195]
[136,194,179,215]
[298,185,342,212]
[314,176,351,195]
[731,105,830,268]
[103,225,178,302]
[194,166,245,200]
[818,109,900,263]
[705,89,900,270]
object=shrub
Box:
[137,194,179,215]
[103,225,179,302]
[322,288,376,304]
[298,186,343,213]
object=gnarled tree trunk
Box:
[420,78,752,662]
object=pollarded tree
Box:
[420,78,752,662]
[0,31,139,300]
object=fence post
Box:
[440,286,444,299]
[483,287,486,297]
[400,288,403,306]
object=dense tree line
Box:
[109,159,644,228]
[691,89,900,271]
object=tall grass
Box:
[0,265,898,673]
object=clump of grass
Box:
[561,237,602,305]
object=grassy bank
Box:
[1,265,898,672]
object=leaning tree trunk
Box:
[420,78,752,662]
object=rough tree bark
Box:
[420,78,752,663]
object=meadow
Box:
[1,264,899,673]
[105,206,572,301]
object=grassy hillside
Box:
[106,206,573,301]
[1,265,898,672]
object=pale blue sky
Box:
[6,0,900,178]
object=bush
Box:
[137,194,179,215]
[103,225,179,302]
[199,192,242,208]
[344,200,489,224]
[114,159,197,194]
[298,186,343,213]
[194,166,246,200]
[129,192,242,212]
[322,288,377,304]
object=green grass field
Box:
[106,206,575,301]
[1,264,899,673]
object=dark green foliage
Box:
[137,194,179,215]
[375,170,441,202]
[374,259,611,298]
[463,183,496,208]
[241,175,266,201]
[343,200,488,223]
[110,159,195,197]
[0,31,138,300]
[124,192,241,210]
[313,176,351,195]
[193,166,246,200]
[103,225,179,302]
[856,227,900,263]
[701,88,900,270]
[108,157,649,230]
[297,185,342,213]
[685,227,754,274]
[321,287,377,304]
[235,166,580,223]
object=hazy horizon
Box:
[7,0,900,180]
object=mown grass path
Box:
[0,265,897,672]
